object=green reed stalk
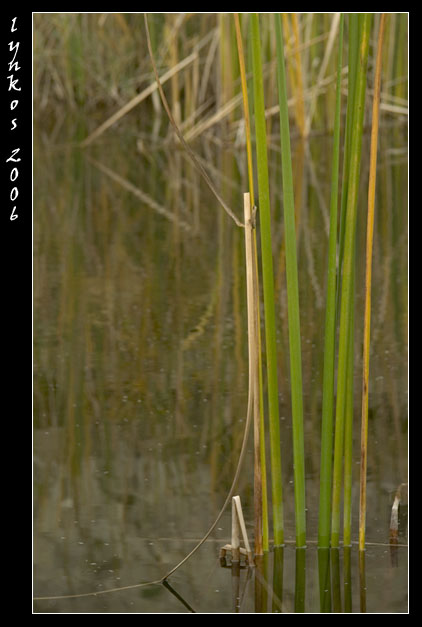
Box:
[234,13,269,552]
[251,13,284,547]
[334,14,359,548]
[317,13,344,549]
[336,13,359,313]
[331,13,372,548]
[274,13,306,548]
[343,260,355,547]
[342,14,361,549]
[360,13,387,552]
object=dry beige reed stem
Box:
[244,192,262,556]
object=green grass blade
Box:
[274,13,306,548]
[343,260,355,547]
[318,13,344,549]
[342,14,362,550]
[250,13,284,547]
[336,13,360,315]
[331,13,372,548]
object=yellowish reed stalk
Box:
[359,13,387,552]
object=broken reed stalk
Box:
[234,496,254,564]
[244,192,263,556]
[318,13,344,549]
[331,13,372,548]
[359,13,387,552]
[231,497,241,562]
[274,12,306,548]
[219,496,253,565]
[234,12,269,554]
[251,12,284,548]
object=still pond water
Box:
[33,118,408,612]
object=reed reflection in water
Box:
[34,116,407,611]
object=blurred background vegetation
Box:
[33,13,408,140]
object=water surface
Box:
[33,119,408,612]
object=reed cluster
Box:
[229,13,397,554]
